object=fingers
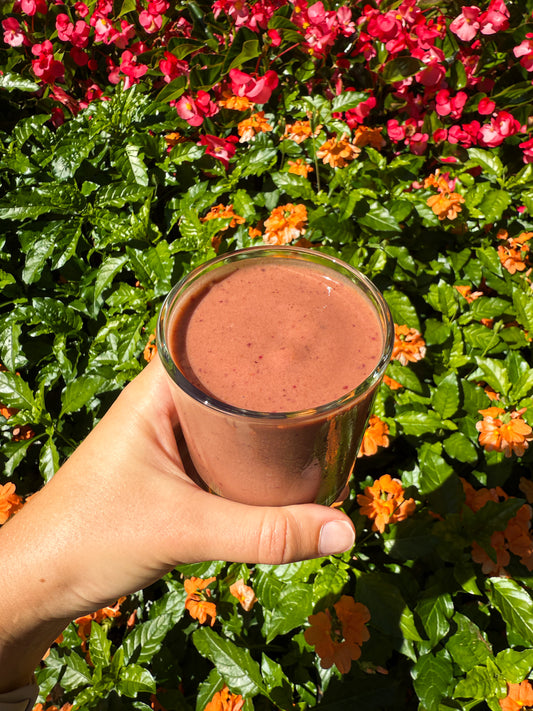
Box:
[168,487,356,565]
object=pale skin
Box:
[0,355,355,692]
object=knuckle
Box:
[256,510,299,565]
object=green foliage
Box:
[1,0,533,709]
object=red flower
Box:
[31,40,64,84]
[198,134,237,169]
[176,91,219,127]
[229,68,278,105]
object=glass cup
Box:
[157,246,394,507]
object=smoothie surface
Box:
[169,258,383,412]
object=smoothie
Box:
[157,247,393,506]
[169,260,383,412]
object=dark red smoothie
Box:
[158,248,393,506]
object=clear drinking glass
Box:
[157,246,394,506]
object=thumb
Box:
[175,490,356,565]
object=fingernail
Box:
[318,520,355,557]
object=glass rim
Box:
[157,246,394,421]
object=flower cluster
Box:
[304,595,371,674]
[184,576,217,626]
[463,479,533,575]
[357,474,416,533]
[476,407,533,458]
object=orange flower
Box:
[218,92,255,111]
[427,190,465,220]
[248,226,262,240]
[317,134,360,168]
[505,504,533,571]
[476,407,533,458]
[471,531,510,576]
[357,415,390,458]
[462,477,507,513]
[391,324,426,366]
[229,578,257,611]
[263,203,307,245]
[237,111,273,142]
[353,125,386,149]
[143,333,157,363]
[164,132,186,149]
[184,576,217,626]
[304,596,370,674]
[357,474,416,533]
[283,119,321,143]
[203,685,244,711]
[499,680,533,711]
[287,158,313,177]
[496,231,532,274]
[75,597,126,644]
[0,482,23,525]
[383,374,403,390]
[455,284,483,302]
[201,204,245,229]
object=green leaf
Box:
[495,649,533,683]
[446,612,492,673]
[263,583,314,643]
[118,664,156,696]
[358,202,401,233]
[418,442,463,514]
[433,372,460,419]
[331,91,369,112]
[466,148,505,180]
[513,288,533,333]
[478,189,511,221]
[39,436,59,482]
[0,371,36,411]
[486,577,533,646]
[357,572,423,643]
[89,622,112,668]
[0,72,39,92]
[32,298,83,335]
[0,184,85,220]
[411,651,454,711]
[271,172,318,201]
[385,361,424,394]
[415,590,454,647]
[453,661,506,701]
[122,613,175,664]
[383,290,420,330]
[396,410,446,436]
[193,627,267,698]
[312,562,350,606]
[94,255,129,308]
[60,375,107,415]
[126,242,173,296]
[382,57,424,83]
[426,281,459,320]
[443,432,478,464]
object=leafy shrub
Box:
[1,0,533,708]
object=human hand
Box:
[0,355,355,690]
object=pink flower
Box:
[17,0,47,15]
[2,17,26,47]
[198,134,238,169]
[176,91,219,126]
[450,6,481,42]
[409,132,429,155]
[519,137,533,164]
[478,111,522,148]
[387,119,406,142]
[433,128,448,143]
[480,0,509,35]
[74,2,89,17]
[113,20,136,49]
[435,90,467,119]
[344,95,376,128]
[514,35,533,72]
[159,51,189,83]
[116,50,148,89]
[31,40,64,83]
[139,9,163,33]
[478,97,496,115]
[229,68,278,104]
